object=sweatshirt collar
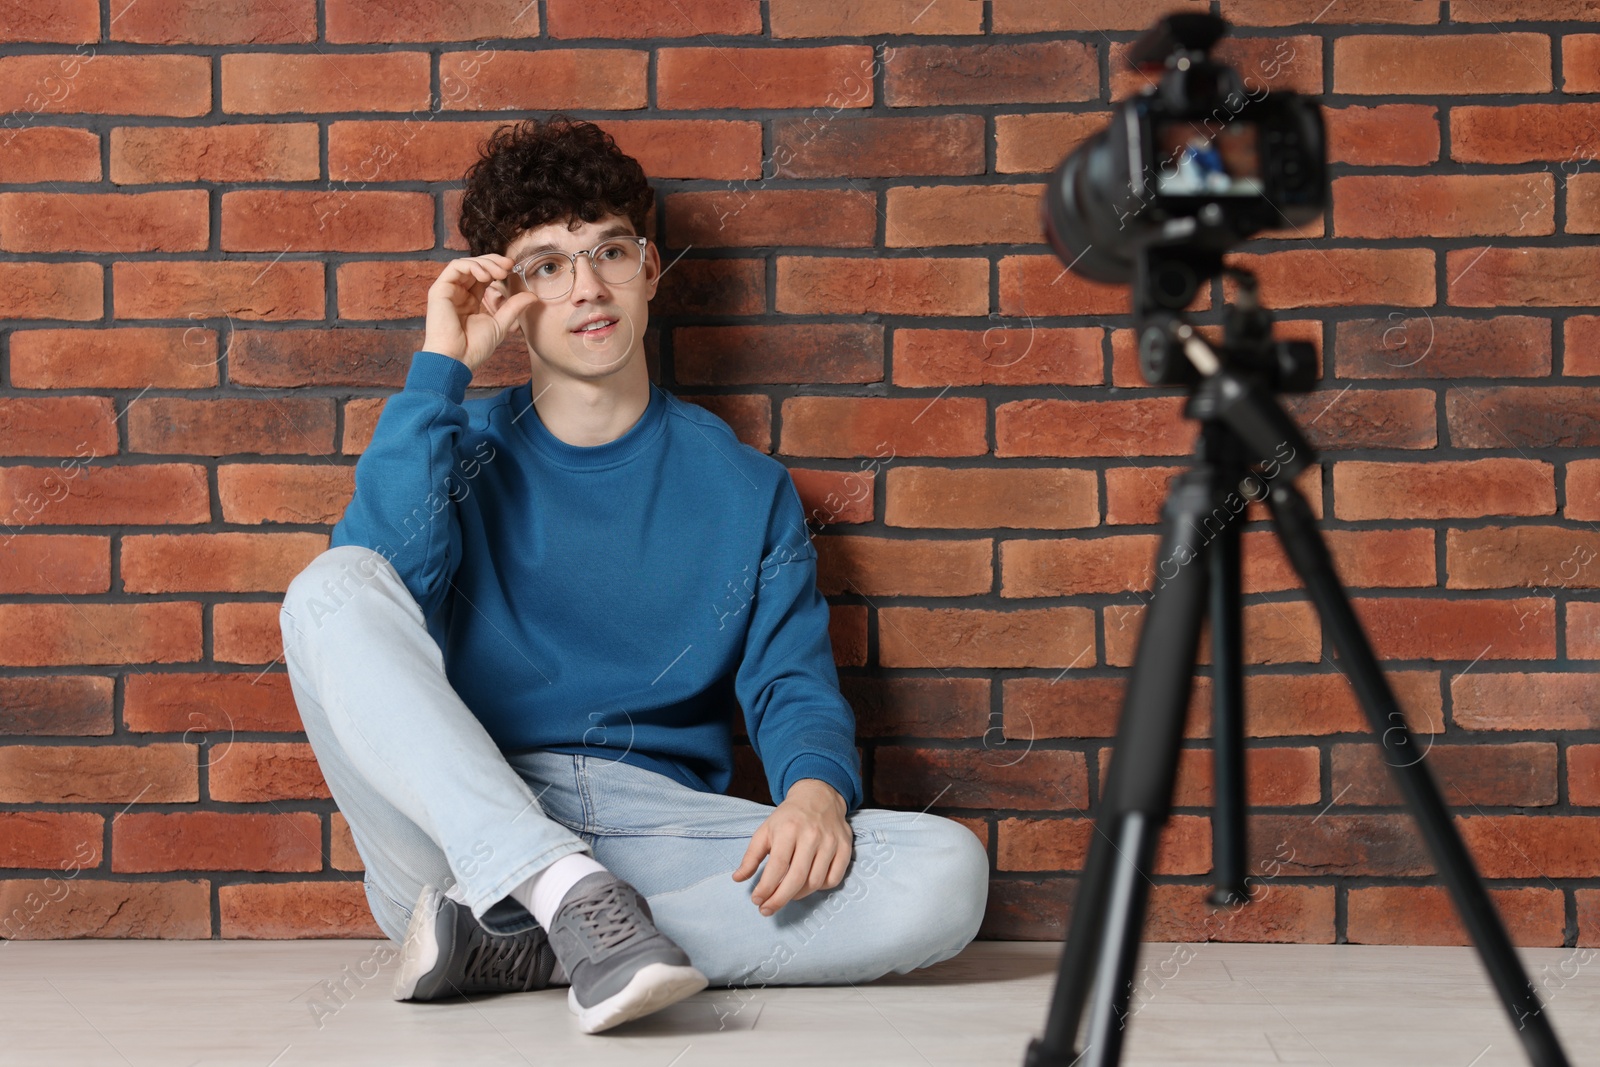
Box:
[513,380,667,470]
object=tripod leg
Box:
[1025,468,1217,1067]
[1208,499,1249,905]
[1263,481,1571,1067]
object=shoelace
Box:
[462,925,546,992]
[568,882,645,953]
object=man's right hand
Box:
[422,254,541,373]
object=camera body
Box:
[1043,13,1327,300]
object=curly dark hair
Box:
[457,113,654,258]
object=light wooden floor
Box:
[1,939,1594,1066]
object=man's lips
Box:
[572,316,619,334]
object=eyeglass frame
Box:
[508,235,651,301]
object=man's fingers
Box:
[827,837,852,888]
[756,836,818,916]
[731,824,769,881]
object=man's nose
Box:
[569,253,610,301]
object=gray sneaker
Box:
[546,870,708,1033]
[391,884,560,1002]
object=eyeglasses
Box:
[510,236,649,301]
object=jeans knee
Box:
[932,819,989,945]
[281,545,395,640]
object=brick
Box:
[1226,249,1435,308]
[0,126,100,182]
[790,467,875,527]
[1451,386,1600,449]
[334,259,440,322]
[1456,1,1600,19]
[229,330,407,389]
[1348,886,1562,947]
[1324,104,1441,166]
[331,812,364,870]
[679,395,770,452]
[676,325,881,386]
[113,811,322,872]
[123,671,302,733]
[1111,35,1322,98]
[815,535,991,597]
[1141,884,1335,944]
[1104,601,1323,667]
[0,812,100,868]
[0,879,210,939]
[122,532,326,594]
[1454,673,1600,731]
[1564,35,1600,93]
[1333,174,1552,239]
[776,256,987,316]
[1565,316,1600,376]
[0,462,209,528]
[0,675,114,735]
[886,42,1097,106]
[779,396,986,458]
[1099,745,1321,808]
[1002,670,1441,741]
[112,0,314,43]
[1569,745,1600,805]
[995,112,1111,174]
[996,397,1196,458]
[214,601,288,665]
[0,396,118,457]
[994,0,1207,31]
[548,0,758,36]
[325,0,539,41]
[1559,172,1600,233]
[0,534,110,595]
[878,606,1095,669]
[1572,601,1600,658]
[997,815,1209,876]
[325,118,491,183]
[437,48,647,111]
[116,123,318,187]
[1000,254,1161,318]
[659,46,873,110]
[220,880,385,938]
[115,260,324,321]
[1333,459,1555,520]
[1333,33,1551,95]
[0,262,101,320]
[653,259,765,317]
[1452,103,1600,163]
[221,52,431,114]
[1242,528,1438,592]
[873,746,1088,808]
[773,0,979,35]
[665,189,876,249]
[1251,813,1428,877]
[0,54,210,117]
[1460,816,1600,879]
[221,190,431,252]
[0,191,207,253]
[773,114,986,178]
[1220,0,1438,24]
[0,743,196,803]
[1281,387,1437,451]
[342,398,385,454]
[1352,597,1555,661]
[1334,315,1551,379]
[0,0,97,42]
[1333,741,1558,807]
[840,675,989,739]
[893,327,1102,388]
[127,397,336,456]
[829,604,867,666]
[1571,461,1600,521]
[208,742,330,802]
[884,466,1098,530]
[1002,535,1159,597]
[9,327,219,389]
[0,602,201,666]
[1104,464,1324,525]
[885,184,1045,247]
[585,120,765,181]
[218,463,353,526]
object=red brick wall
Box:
[2,0,1600,947]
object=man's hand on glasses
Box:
[422,254,540,373]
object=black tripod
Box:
[1022,259,1572,1067]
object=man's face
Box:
[500,213,659,382]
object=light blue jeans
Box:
[277,545,990,988]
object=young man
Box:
[278,115,988,1035]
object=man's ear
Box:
[644,242,662,301]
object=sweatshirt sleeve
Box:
[329,350,474,622]
[734,472,865,816]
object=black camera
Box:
[1042,12,1327,304]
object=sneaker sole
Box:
[391,885,443,1002]
[568,962,709,1034]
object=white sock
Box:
[510,850,608,930]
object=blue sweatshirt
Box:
[328,350,864,814]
